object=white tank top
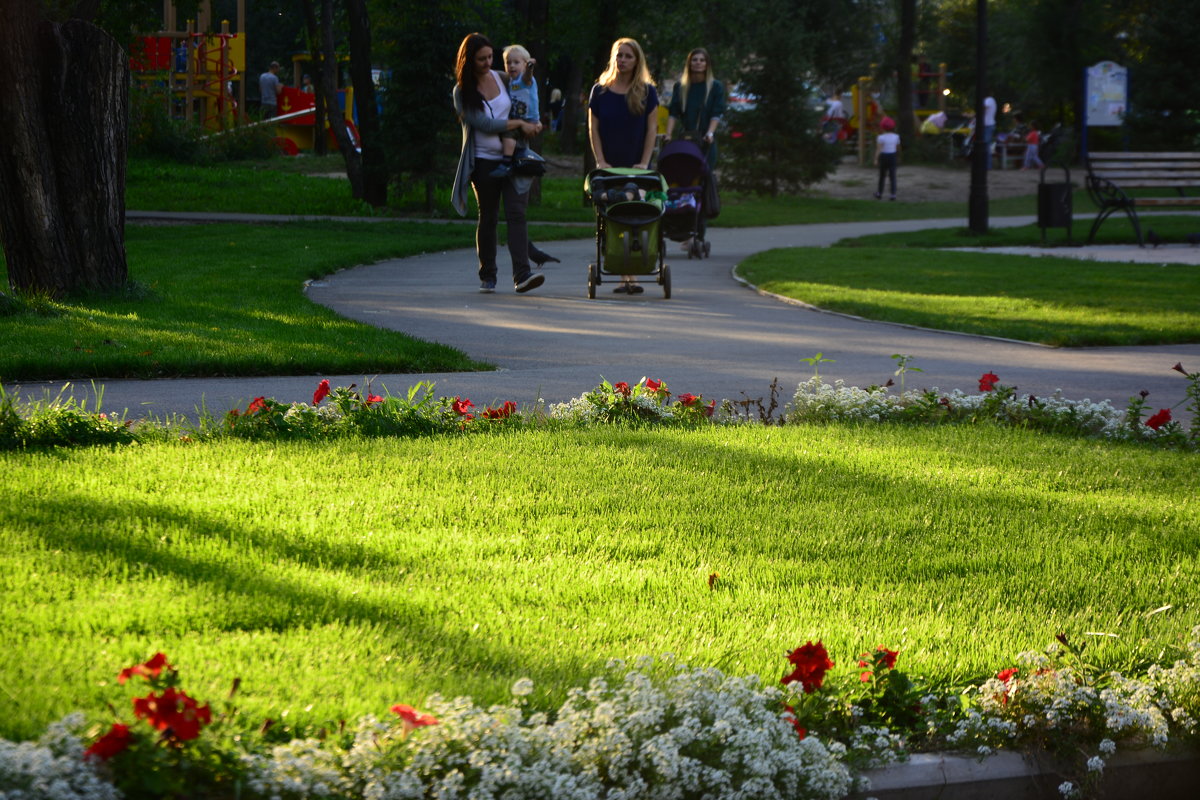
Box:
[473,71,509,160]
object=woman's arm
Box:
[588,109,608,168]
[636,107,656,168]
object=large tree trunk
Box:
[345,0,387,207]
[0,3,128,297]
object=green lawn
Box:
[3,423,1196,742]
[125,156,1059,227]
[738,239,1200,346]
[0,222,569,381]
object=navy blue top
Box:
[589,83,659,167]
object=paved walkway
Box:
[9,215,1200,420]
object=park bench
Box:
[1084,151,1200,245]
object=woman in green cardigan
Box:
[664,48,726,170]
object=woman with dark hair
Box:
[452,32,550,294]
[587,37,659,293]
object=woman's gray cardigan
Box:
[451,74,543,216]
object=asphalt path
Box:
[8,215,1200,421]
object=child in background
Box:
[874,116,900,201]
[1021,122,1044,170]
[489,45,540,178]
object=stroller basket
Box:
[584,168,674,297]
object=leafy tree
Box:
[719,0,842,195]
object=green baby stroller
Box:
[584,168,672,299]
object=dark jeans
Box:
[877,153,897,196]
[470,159,531,283]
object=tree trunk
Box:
[0,4,128,297]
[896,0,917,143]
[317,0,363,197]
[345,0,387,207]
[300,0,329,157]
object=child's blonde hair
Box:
[503,44,533,77]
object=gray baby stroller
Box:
[584,168,672,298]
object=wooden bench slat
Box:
[1089,151,1200,160]
[1132,197,1200,206]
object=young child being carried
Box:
[489,45,541,179]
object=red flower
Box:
[613,382,631,397]
[782,705,806,739]
[997,667,1019,683]
[483,401,518,419]
[390,703,439,727]
[1172,362,1187,375]
[978,372,1000,392]
[365,394,383,406]
[1145,408,1172,430]
[876,646,899,670]
[247,396,268,414]
[860,670,873,682]
[678,393,699,406]
[451,397,474,416]
[644,378,665,395]
[704,400,716,417]
[118,652,171,684]
[132,687,212,741]
[313,379,330,405]
[782,641,834,693]
[85,723,132,760]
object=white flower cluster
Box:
[244,663,853,800]
[0,715,120,800]
[788,378,1140,440]
[282,403,344,425]
[548,392,678,424]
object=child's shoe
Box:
[489,162,513,179]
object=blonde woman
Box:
[588,37,658,171]
[665,48,726,167]
[588,37,658,293]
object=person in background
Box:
[664,47,726,251]
[982,91,997,169]
[548,87,564,131]
[921,109,947,134]
[588,37,659,294]
[874,116,900,201]
[1021,121,1044,170]
[301,73,314,94]
[451,32,547,295]
[258,61,281,118]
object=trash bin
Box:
[1037,166,1073,243]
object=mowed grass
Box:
[738,245,1200,346]
[3,424,1197,741]
[0,221,570,381]
[126,156,1055,227]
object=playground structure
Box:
[838,61,948,165]
[128,1,246,132]
[128,1,358,155]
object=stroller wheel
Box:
[702,240,711,258]
[661,264,671,299]
[690,239,703,259]
[587,263,598,299]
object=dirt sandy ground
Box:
[809,158,1049,202]
[540,154,1049,203]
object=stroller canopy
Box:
[658,140,709,188]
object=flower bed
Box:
[1,362,1197,451]
[3,631,1200,800]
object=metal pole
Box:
[968,0,988,234]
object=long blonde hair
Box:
[677,48,714,115]
[597,37,654,115]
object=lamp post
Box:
[968,0,988,233]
